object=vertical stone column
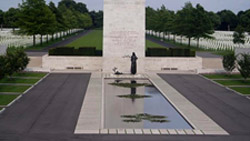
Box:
[103,0,145,73]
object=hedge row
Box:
[49,47,195,57]
[49,47,102,56]
[146,48,196,57]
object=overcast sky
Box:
[0,0,250,14]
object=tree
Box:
[217,10,238,31]
[237,54,250,80]
[238,10,250,33]
[233,25,245,47]
[18,0,56,46]
[208,11,221,29]
[222,53,236,74]
[89,10,103,28]
[192,4,214,48]
[4,8,19,31]
[0,10,4,31]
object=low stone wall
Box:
[42,55,202,72]
[42,55,103,71]
[145,57,202,71]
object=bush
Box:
[222,53,236,74]
[237,54,250,80]
[49,47,99,56]
[2,47,30,78]
[146,48,195,57]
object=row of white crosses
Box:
[0,28,83,48]
[146,30,250,50]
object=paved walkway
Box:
[0,73,90,140]
[0,73,250,140]
[159,74,250,136]
[26,30,93,56]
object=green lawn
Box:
[203,74,243,79]
[0,78,40,84]
[230,87,250,95]
[66,30,165,50]
[67,30,103,50]
[146,40,165,48]
[0,86,30,93]
[0,95,19,105]
[215,80,250,86]
[12,72,47,78]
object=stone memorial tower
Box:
[103,0,145,73]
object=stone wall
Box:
[42,55,103,71]
[43,55,202,72]
[145,57,202,71]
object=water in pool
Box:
[104,79,192,129]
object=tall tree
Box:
[4,8,19,31]
[233,25,245,47]
[239,10,250,33]
[208,11,221,29]
[192,4,214,48]
[18,0,56,46]
[89,10,103,28]
[0,10,4,30]
[217,10,238,31]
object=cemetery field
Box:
[0,72,47,109]
[66,30,165,50]
[203,74,250,95]
[67,30,103,50]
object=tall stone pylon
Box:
[103,0,145,73]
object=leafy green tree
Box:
[18,0,56,46]
[146,6,157,35]
[222,53,236,74]
[233,25,245,47]
[4,8,19,31]
[208,11,221,29]
[217,10,238,31]
[0,10,4,31]
[89,10,103,28]
[237,54,250,80]
[238,10,250,33]
[192,4,214,48]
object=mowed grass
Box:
[0,85,30,93]
[230,87,250,95]
[0,95,19,105]
[0,78,40,84]
[67,30,103,50]
[66,30,165,50]
[203,74,243,79]
[146,40,165,48]
[215,80,250,86]
[12,72,47,78]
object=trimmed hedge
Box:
[146,47,195,57]
[49,47,102,56]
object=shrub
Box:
[222,53,236,74]
[146,48,195,57]
[49,47,98,56]
[237,54,250,80]
[4,47,30,78]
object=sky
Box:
[0,0,250,14]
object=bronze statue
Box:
[131,52,138,75]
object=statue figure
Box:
[131,52,138,75]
